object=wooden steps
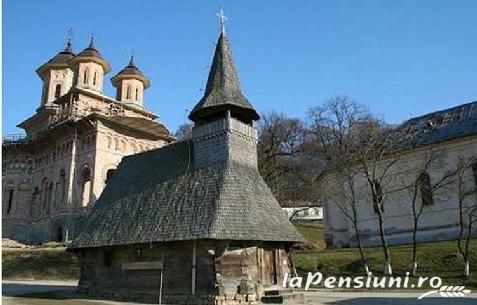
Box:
[261,289,304,304]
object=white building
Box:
[282,207,323,222]
[320,101,477,248]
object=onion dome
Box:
[111,55,150,88]
[36,40,75,80]
[69,37,111,73]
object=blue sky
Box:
[3,0,477,135]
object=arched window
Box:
[107,136,112,150]
[419,172,434,206]
[114,138,119,151]
[83,68,89,84]
[372,180,383,213]
[30,187,39,217]
[93,72,97,85]
[54,181,59,209]
[47,182,54,214]
[54,84,62,99]
[105,169,116,185]
[59,169,66,204]
[5,188,14,214]
[131,143,137,153]
[135,88,139,101]
[126,85,131,100]
[41,178,48,215]
[81,167,92,207]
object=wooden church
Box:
[69,17,304,304]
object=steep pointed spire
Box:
[128,54,135,67]
[88,34,95,49]
[204,32,241,95]
[189,23,259,124]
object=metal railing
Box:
[2,133,29,145]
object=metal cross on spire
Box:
[129,49,135,66]
[66,27,74,45]
[88,31,95,48]
[216,9,228,34]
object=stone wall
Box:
[322,136,477,248]
[3,90,169,245]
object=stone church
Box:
[68,24,304,304]
[2,38,173,244]
[321,101,477,248]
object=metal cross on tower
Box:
[66,28,74,45]
[216,9,228,34]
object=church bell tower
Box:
[68,37,111,93]
[189,11,260,169]
[111,55,150,109]
[35,40,75,107]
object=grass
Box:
[294,222,326,251]
[292,223,477,289]
[2,247,79,280]
[2,225,476,289]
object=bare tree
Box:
[307,96,373,274]
[322,165,372,274]
[174,123,193,141]
[399,150,456,275]
[455,157,477,278]
[257,112,308,202]
[354,120,402,275]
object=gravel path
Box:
[3,280,477,305]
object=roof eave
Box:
[35,63,70,79]
[111,73,150,89]
[68,56,111,73]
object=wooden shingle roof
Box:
[69,141,305,249]
[189,32,259,123]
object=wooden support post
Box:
[192,240,197,295]
[159,251,164,305]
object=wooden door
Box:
[263,249,277,286]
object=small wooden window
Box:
[419,172,434,206]
[103,250,113,267]
[55,225,63,242]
